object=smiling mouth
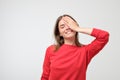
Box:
[65,29,73,34]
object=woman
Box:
[41,14,109,80]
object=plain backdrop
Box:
[0,0,120,80]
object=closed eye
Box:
[60,24,65,29]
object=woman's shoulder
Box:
[46,44,56,52]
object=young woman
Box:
[41,14,109,80]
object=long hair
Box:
[54,14,82,51]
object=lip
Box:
[65,30,73,34]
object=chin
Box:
[64,35,75,39]
[63,32,76,39]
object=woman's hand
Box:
[62,16,80,32]
[62,16,93,35]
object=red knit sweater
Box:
[41,28,109,80]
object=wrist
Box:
[77,27,93,35]
[75,27,81,32]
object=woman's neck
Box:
[64,38,75,45]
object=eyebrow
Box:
[59,24,65,27]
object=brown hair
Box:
[54,14,82,51]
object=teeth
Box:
[65,29,73,34]
[67,31,71,34]
[65,31,71,34]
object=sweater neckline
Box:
[62,44,78,48]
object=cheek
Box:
[70,32,77,37]
[59,29,64,36]
[73,32,77,35]
[71,32,76,36]
[58,27,64,35]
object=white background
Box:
[0,0,120,80]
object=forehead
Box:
[58,18,65,26]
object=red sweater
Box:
[41,28,109,80]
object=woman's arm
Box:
[76,27,93,35]
[41,46,51,80]
[62,16,109,64]
[71,26,109,64]
[76,27,109,64]
[85,28,109,64]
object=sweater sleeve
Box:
[41,46,51,80]
[85,28,109,64]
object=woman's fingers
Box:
[62,18,70,28]
[62,16,80,32]
[62,17,72,27]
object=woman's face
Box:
[58,17,76,39]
